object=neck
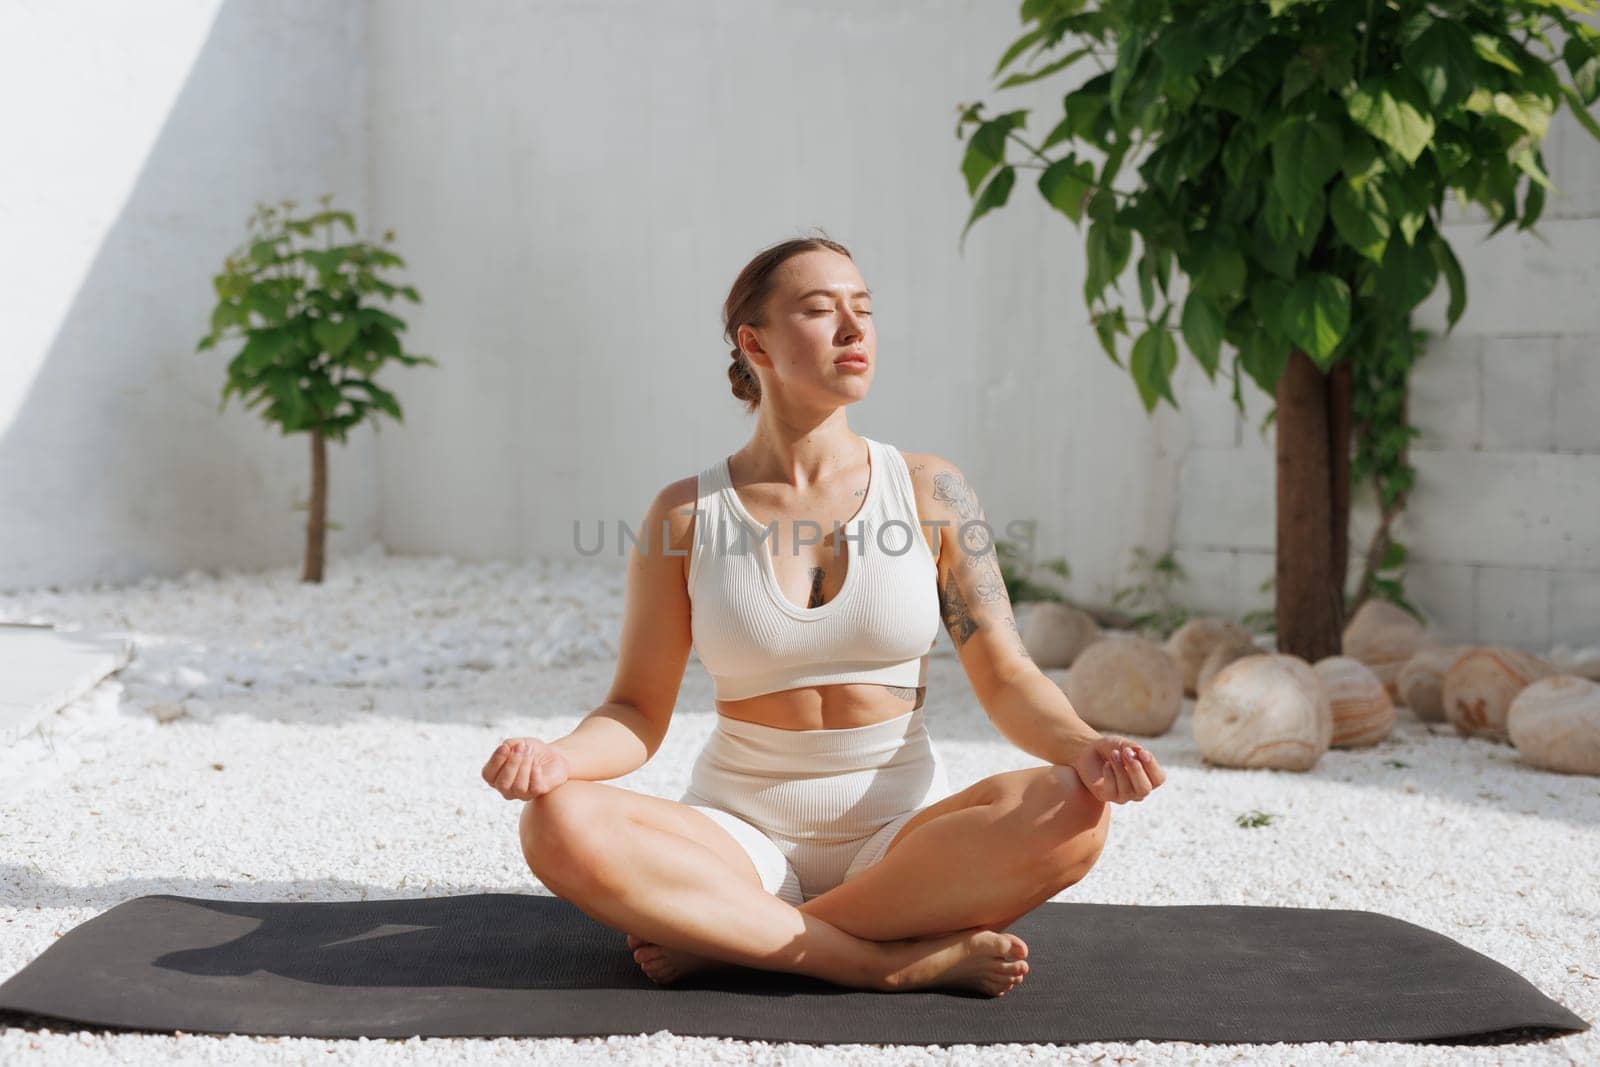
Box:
[738,410,862,490]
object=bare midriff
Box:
[713,682,924,732]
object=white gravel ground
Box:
[2,543,1596,1065]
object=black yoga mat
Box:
[0,892,1587,1046]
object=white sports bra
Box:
[687,435,943,702]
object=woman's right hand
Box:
[481,737,571,800]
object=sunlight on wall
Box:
[0,1,222,433]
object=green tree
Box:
[197,196,435,582]
[956,0,1600,660]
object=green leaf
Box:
[1249,277,1293,336]
[1084,217,1133,304]
[1192,239,1246,298]
[1263,181,1295,244]
[356,306,408,333]
[310,377,343,416]
[1093,306,1128,368]
[1237,327,1290,394]
[1109,32,1148,121]
[1342,135,1382,183]
[1281,273,1351,366]
[1376,233,1439,311]
[1330,178,1391,262]
[209,302,241,335]
[1220,126,1258,186]
[235,327,295,374]
[1429,232,1467,330]
[1130,320,1179,412]
[1403,19,1477,111]
[1347,76,1435,164]
[1512,145,1555,191]
[1520,152,1548,230]
[1038,155,1096,222]
[1141,120,1221,192]
[1459,87,1553,157]
[997,48,1090,90]
[1471,33,1523,75]
[347,379,403,419]
[311,317,361,357]
[1271,116,1344,223]
[1560,85,1600,141]
[960,165,1016,248]
[364,326,402,359]
[1180,290,1224,379]
[1565,35,1600,105]
[249,238,281,267]
[1251,213,1299,278]
[961,110,1029,196]
[1281,55,1317,107]
[1137,251,1158,313]
[1044,78,1111,151]
[993,25,1047,78]
[1152,24,1210,86]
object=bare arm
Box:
[911,454,1102,764]
[548,477,697,781]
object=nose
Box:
[839,306,867,341]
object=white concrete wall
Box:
[367,0,1176,605]
[0,0,376,592]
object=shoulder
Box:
[898,449,978,520]
[897,449,990,565]
[639,473,701,557]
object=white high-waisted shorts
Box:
[676,706,956,906]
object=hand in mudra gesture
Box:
[482,737,571,800]
[1070,736,1166,804]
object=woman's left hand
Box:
[1070,736,1166,804]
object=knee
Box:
[1024,766,1111,879]
[517,782,596,873]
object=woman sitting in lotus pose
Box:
[482,235,1166,996]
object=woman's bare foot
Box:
[625,927,1030,996]
[882,927,1030,996]
[626,933,725,985]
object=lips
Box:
[835,352,869,366]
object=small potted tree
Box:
[197,196,435,582]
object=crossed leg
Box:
[800,763,1111,941]
[621,763,1109,984]
[519,778,1031,994]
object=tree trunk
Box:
[302,428,327,583]
[1274,349,1352,659]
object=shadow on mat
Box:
[136,893,851,996]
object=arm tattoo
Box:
[933,467,1010,592]
[1003,615,1032,661]
[931,465,1027,655]
[940,568,978,646]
